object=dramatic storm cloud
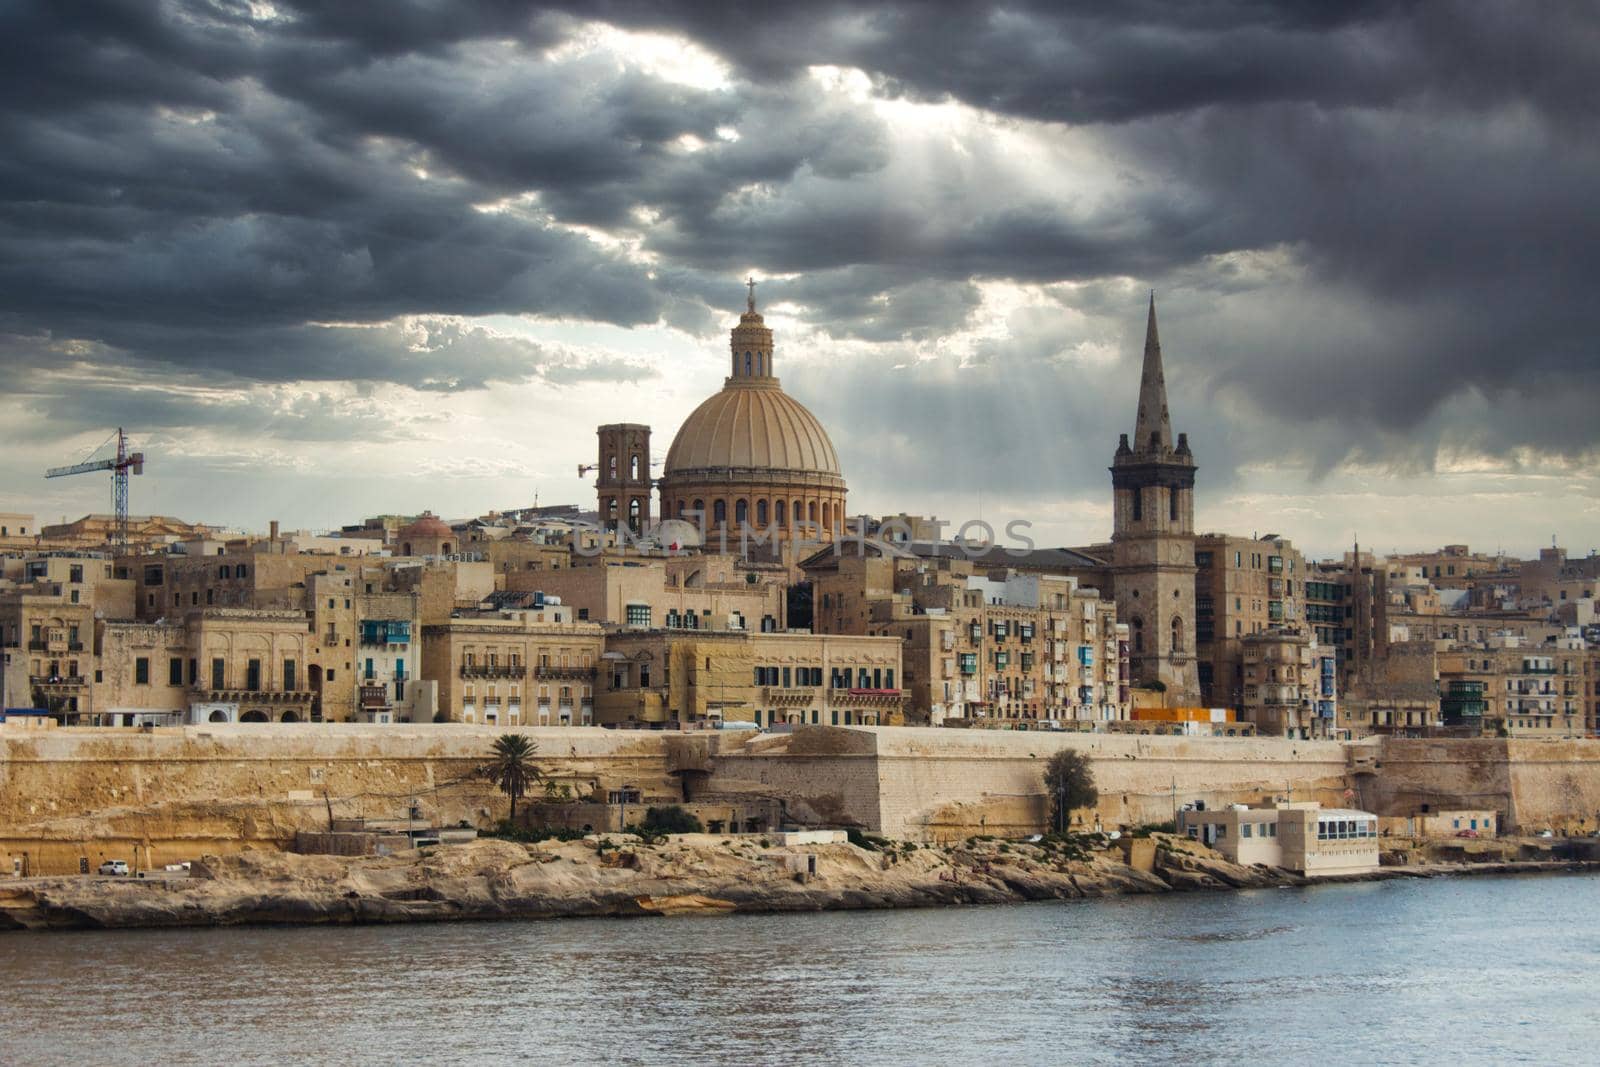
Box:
[2,0,1597,556]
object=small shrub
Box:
[846,827,881,851]
[483,821,588,844]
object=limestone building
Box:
[1195,534,1307,707]
[803,550,1128,726]
[0,553,133,722]
[1436,635,1585,737]
[1108,296,1199,702]
[503,554,785,632]
[1238,625,1338,739]
[421,608,606,726]
[596,628,906,728]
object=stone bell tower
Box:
[1110,293,1199,703]
[596,424,652,535]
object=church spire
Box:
[1133,291,1172,454]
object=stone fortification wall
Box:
[866,728,1357,841]
[6,725,1600,872]
[0,725,674,875]
[707,728,883,830]
[1367,738,1600,834]
[707,727,1356,841]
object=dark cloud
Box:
[1,0,1597,516]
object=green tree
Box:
[483,734,542,825]
[638,805,704,836]
[1044,748,1098,833]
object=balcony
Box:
[461,664,523,680]
[30,675,85,689]
[67,641,84,652]
[27,641,47,651]
[536,665,596,680]
[761,686,815,705]
[830,687,903,704]
[191,686,314,704]
[359,684,389,708]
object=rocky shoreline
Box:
[1,834,1594,932]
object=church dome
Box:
[656,284,848,542]
[400,511,451,538]
[663,380,841,480]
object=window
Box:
[625,604,651,627]
[1169,486,1178,522]
[212,658,225,689]
[1131,488,1142,522]
[1241,823,1253,838]
[713,500,726,524]
[135,657,150,685]
[246,659,262,691]
[284,659,297,691]
[168,658,183,686]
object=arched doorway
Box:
[208,709,228,723]
[240,710,268,723]
[280,710,300,723]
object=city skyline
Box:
[2,2,1597,559]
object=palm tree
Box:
[483,734,542,825]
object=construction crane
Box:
[45,428,145,550]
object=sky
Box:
[2,1,1597,561]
